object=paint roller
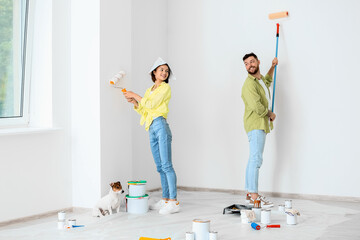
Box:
[268,11,289,112]
[109,71,127,92]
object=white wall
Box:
[100,0,133,197]
[0,0,72,222]
[71,0,102,207]
[168,0,360,198]
[131,0,168,190]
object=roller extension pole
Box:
[271,23,280,112]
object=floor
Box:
[0,190,360,240]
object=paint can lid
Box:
[193,219,210,223]
[127,180,147,185]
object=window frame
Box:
[0,0,31,128]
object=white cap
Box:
[148,57,176,81]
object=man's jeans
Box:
[245,129,266,193]
[149,117,177,199]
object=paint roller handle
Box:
[267,224,281,228]
[276,23,280,36]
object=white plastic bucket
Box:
[127,181,147,197]
[126,194,149,214]
[192,219,210,240]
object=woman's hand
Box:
[123,91,142,103]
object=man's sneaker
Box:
[245,193,251,204]
[258,195,274,208]
[249,195,274,208]
[150,199,167,210]
[159,201,180,215]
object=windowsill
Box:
[0,127,62,136]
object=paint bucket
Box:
[58,211,66,221]
[261,209,271,224]
[285,200,292,209]
[252,208,261,222]
[254,200,261,208]
[209,231,218,240]
[278,204,285,213]
[127,180,147,197]
[192,219,210,240]
[286,213,298,225]
[126,194,149,214]
[57,221,65,230]
[68,219,76,227]
[185,232,195,240]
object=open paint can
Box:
[278,204,285,213]
[261,209,271,224]
[57,221,65,230]
[192,219,210,240]
[185,232,195,240]
[252,208,261,222]
[285,200,292,209]
[127,180,147,197]
[126,194,149,214]
[58,211,66,221]
[209,231,218,240]
[286,213,298,225]
[68,219,76,227]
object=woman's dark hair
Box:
[151,64,171,83]
[243,52,258,61]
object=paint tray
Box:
[223,204,252,215]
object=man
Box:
[241,52,278,208]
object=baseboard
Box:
[177,186,360,203]
[0,207,74,228]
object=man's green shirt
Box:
[241,73,273,133]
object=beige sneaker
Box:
[159,201,180,215]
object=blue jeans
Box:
[149,117,177,199]
[245,130,266,193]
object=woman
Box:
[123,57,180,215]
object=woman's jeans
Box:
[245,129,266,193]
[149,117,177,199]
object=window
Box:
[0,0,29,126]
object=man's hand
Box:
[272,57,278,68]
[267,110,276,122]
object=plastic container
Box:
[126,194,149,214]
[127,180,147,197]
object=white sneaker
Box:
[150,199,167,210]
[159,201,180,215]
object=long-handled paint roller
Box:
[268,11,289,112]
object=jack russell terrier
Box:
[92,181,125,217]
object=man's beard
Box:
[247,66,259,75]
